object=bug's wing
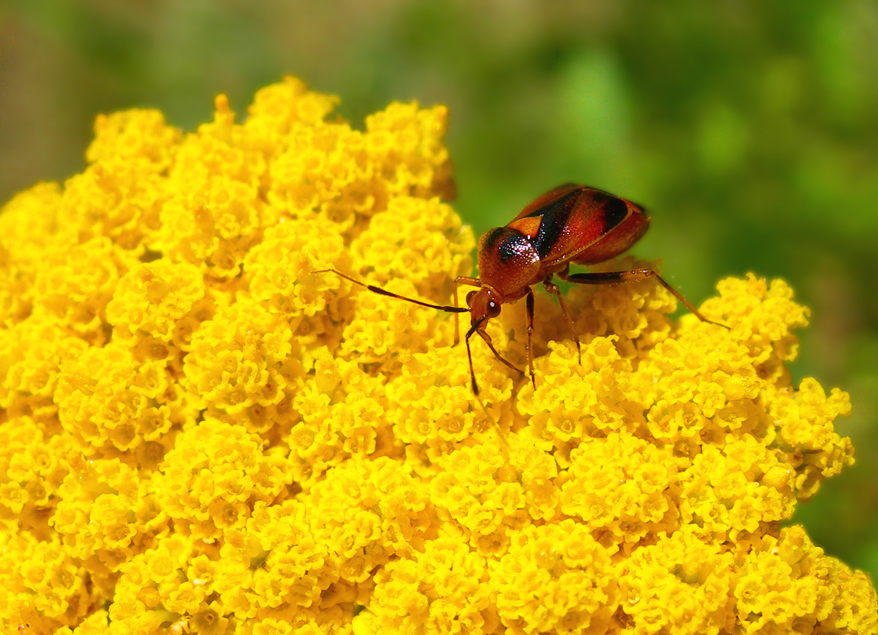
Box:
[563,199,649,266]
[510,183,582,221]
[507,185,646,265]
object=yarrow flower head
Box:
[0,76,875,635]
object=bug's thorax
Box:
[476,226,543,298]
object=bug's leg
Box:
[464,323,481,395]
[476,329,524,376]
[313,269,470,315]
[525,287,536,389]
[453,276,481,345]
[465,316,523,395]
[463,319,522,395]
[542,273,582,365]
[560,268,727,328]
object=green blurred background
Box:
[1,1,876,579]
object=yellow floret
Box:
[0,182,64,323]
[0,417,75,539]
[49,454,167,604]
[430,443,533,555]
[287,349,391,488]
[368,531,493,634]
[732,526,878,634]
[32,236,138,344]
[244,215,352,321]
[307,456,437,572]
[0,532,94,634]
[0,313,89,421]
[87,109,181,170]
[181,299,299,432]
[55,342,180,454]
[0,76,874,635]
[153,418,291,542]
[245,76,340,145]
[349,195,473,294]
[559,430,679,555]
[619,527,735,634]
[215,500,332,620]
[107,258,206,344]
[364,101,454,201]
[493,520,619,634]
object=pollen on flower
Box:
[0,76,874,635]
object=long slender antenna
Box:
[318,268,510,451]
[317,269,519,401]
[313,269,469,314]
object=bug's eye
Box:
[486,300,501,318]
[466,291,477,307]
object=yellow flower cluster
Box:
[0,76,875,635]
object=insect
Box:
[317,184,723,395]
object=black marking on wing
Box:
[522,187,581,218]
[531,189,583,259]
[602,197,628,231]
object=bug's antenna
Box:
[313,269,469,314]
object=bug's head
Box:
[466,287,502,331]
[463,285,517,396]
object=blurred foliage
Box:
[1,0,876,580]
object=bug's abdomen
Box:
[570,208,649,265]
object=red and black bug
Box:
[318,183,722,394]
